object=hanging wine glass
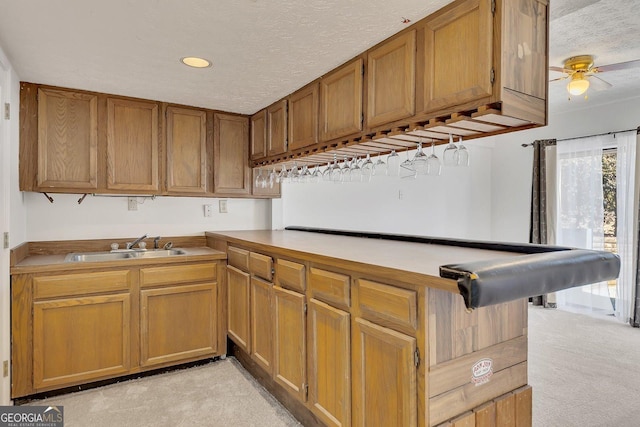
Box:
[456,136,470,167]
[331,156,344,183]
[400,149,416,179]
[361,153,374,182]
[268,167,277,188]
[373,153,386,177]
[412,139,429,175]
[310,165,322,183]
[289,162,300,183]
[276,165,287,183]
[299,165,311,183]
[387,150,400,176]
[443,134,458,167]
[322,157,335,182]
[426,141,442,176]
[349,156,361,182]
[254,168,264,188]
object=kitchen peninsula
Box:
[206,228,618,427]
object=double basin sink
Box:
[65,249,186,263]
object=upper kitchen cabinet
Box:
[288,83,318,151]
[496,0,548,123]
[213,113,250,195]
[106,97,160,192]
[419,0,493,114]
[319,58,364,142]
[267,100,287,156]
[35,88,98,190]
[19,84,99,192]
[166,106,208,195]
[250,109,267,160]
[366,30,416,129]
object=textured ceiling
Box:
[0,0,638,115]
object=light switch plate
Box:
[219,200,228,213]
[128,197,138,211]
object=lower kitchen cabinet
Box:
[227,265,251,353]
[352,317,417,427]
[33,293,131,390]
[308,298,351,427]
[250,276,273,374]
[273,285,307,401]
[11,260,223,399]
[140,282,218,367]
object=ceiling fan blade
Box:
[549,76,569,82]
[549,66,571,73]
[589,75,613,91]
[593,59,640,73]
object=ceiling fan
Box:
[549,55,640,99]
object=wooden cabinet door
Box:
[367,30,416,128]
[214,113,250,195]
[250,109,267,160]
[33,293,131,390]
[352,317,417,427]
[227,265,251,352]
[250,276,273,374]
[36,88,98,189]
[106,98,160,192]
[320,58,363,142]
[273,285,306,401]
[140,283,217,367]
[166,106,207,194]
[421,0,493,113]
[308,299,351,427]
[267,100,287,156]
[288,83,318,151]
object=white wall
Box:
[1,45,25,405]
[282,143,494,240]
[25,194,271,241]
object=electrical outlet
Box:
[219,200,228,213]
[3,360,8,377]
[3,232,8,249]
[398,190,404,200]
[128,197,138,211]
[204,204,212,217]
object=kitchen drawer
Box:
[228,246,250,272]
[249,252,273,281]
[140,263,217,288]
[276,259,306,292]
[357,279,417,333]
[309,267,350,309]
[34,270,130,299]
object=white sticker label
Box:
[471,358,493,386]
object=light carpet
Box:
[24,306,640,426]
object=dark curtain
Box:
[634,129,640,327]
[529,139,556,307]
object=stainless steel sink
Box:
[129,249,186,259]
[64,249,186,262]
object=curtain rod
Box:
[522,126,639,147]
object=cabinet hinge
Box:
[414,348,420,368]
[304,383,309,399]
[361,63,365,76]
[3,103,9,120]
[304,303,308,314]
[491,0,496,15]
[490,68,495,85]
[360,113,364,127]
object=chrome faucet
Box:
[153,236,161,249]
[127,234,148,249]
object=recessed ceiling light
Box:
[180,57,212,68]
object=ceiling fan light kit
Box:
[550,54,640,101]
